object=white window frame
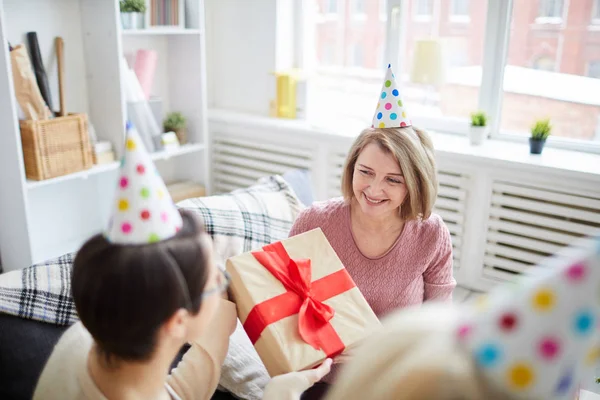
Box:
[351,0,367,21]
[296,0,600,154]
[535,0,564,25]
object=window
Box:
[538,0,563,18]
[498,4,599,143]
[593,0,600,22]
[415,0,433,17]
[587,61,600,79]
[325,0,337,14]
[352,0,365,14]
[450,0,469,17]
[300,0,600,152]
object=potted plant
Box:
[469,111,488,145]
[120,0,146,30]
[530,118,551,154]
[164,112,187,145]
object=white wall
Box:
[205,0,278,115]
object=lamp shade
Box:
[410,39,445,86]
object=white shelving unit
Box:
[0,0,210,272]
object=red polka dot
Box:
[385,103,392,110]
[565,263,586,282]
[539,337,561,360]
[175,226,181,233]
[121,223,132,234]
[119,177,128,189]
[137,164,145,174]
[140,210,151,220]
[161,212,168,222]
[499,313,518,332]
[400,122,407,127]
[457,324,471,340]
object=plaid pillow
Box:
[0,175,303,328]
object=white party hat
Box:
[105,121,183,244]
[456,234,600,399]
[371,64,411,129]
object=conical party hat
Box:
[456,234,600,399]
[105,122,183,244]
[371,64,411,129]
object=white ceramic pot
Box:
[469,125,488,145]
[121,12,144,30]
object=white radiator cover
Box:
[209,116,600,292]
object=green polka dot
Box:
[385,80,391,87]
[148,233,160,243]
[397,100,403,107]
[140,187,150,198]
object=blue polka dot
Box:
[475,344,501,367]
[120,157,125,167]
[388,63,391,68]
[555,369,574,395]
[392,73,395,78]
[392,89,399,96]
[381,92,387,99]
[377,112,383,120]
[574,311,594,335]
[390,113,397,120]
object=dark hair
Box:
[71,209,210,364]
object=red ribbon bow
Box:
[244,241,356,357]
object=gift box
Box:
[225,228,381,377]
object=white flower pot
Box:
[121,12,144,30]
[469,125,488,146]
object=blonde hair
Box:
[324,303,516,400]
[340,127,438,220]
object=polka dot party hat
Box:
[456,234,600,399]
[371,64,411,129]
[105,121,183,244]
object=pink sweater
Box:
[288,198,456,319]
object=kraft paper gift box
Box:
[225,228,381,377]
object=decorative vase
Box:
[121,12,144,30]
[529,138,546,154]
[174,128,187,145]
[468,125,488,145]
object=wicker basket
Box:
[20,113,93,181]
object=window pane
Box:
[304,0,488,129]
[451,0,469,16]
[416,0,433,16]
[538,0,563,18]
[499,1,600,142]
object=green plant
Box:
[120,0,147,13]
[531,118,552,140]
[163,112,186,132]
[470,111,488,127]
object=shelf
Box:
[26,143,205,190]
[121,28,202,36]
[27,162,120,190]
[150,142,206,161]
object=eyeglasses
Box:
[200,269,231,300]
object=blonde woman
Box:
[292,66,455,399]
[325,233,600,400]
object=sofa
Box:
[0,170,315,400]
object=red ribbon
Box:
[244,241,356,358]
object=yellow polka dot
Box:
[532,288,555,311]
[474,295,488,312]
[377,102,380,109]
[126,139,136,151]
[158,189,164,199]
[586,346,600,366]
[402,111,407,118]
[118,199,129,211]
[508,363,534,389]
[378,122,385,128]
